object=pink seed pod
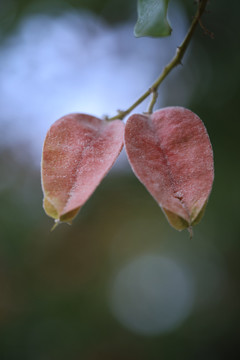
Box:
[41,113,124,224]
[124,107,214,231]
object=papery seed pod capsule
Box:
[124,107,214,231]
[41,113,124,225]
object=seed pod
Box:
[41,113,124,224]
[124,107,214,231]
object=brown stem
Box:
[107,0,209,121]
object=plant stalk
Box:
[107,0,209,121]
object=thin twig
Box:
[107,0,209,121]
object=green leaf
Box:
[134,0,172,38]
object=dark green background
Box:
[0,0,240,359]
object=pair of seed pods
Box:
[41,107,214,232]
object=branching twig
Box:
[107,0,209,121]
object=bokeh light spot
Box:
[109,254,195,335]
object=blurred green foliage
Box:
[0,0,240,359]
[0,0,134,37]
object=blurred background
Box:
[0,0,240,359]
